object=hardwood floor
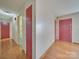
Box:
[0,39,26,59]
[40,40,79,59]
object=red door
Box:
[1,22,10,39]
[26,5,32,59]
[59,18,72,42]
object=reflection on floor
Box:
[0,39,26,59]
[41,40,79,59]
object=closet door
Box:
[1,22,10,39]
[59,18,72,42]
[26,5,32,59]
[0,22,1,39]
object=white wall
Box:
[36,0,56,59]
[11,0,33,48]
[17,0,79,59]
[11,17,19,44]
[22,16,26,53]
[57,12,79,43]
[12,1,36,59]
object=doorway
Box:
[26,5,32,59]
[59,18,72,42]
[1,22,10,39]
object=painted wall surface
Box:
[47,0,79,16]
[12,17,18,43]
[57,12,79,43]
[36,0,56,59]
[11,16,27,54]
[11,0,34,55]
[11,5,33,56]
[22,16,26,52]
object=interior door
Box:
[1,22,10,39]
[26,5,32,59]
[59,18,72,42]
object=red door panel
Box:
[26,5,32,59]
[1,22,10,39]
[59,18,72,42]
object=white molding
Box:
[10,22,12,39]
[0,24,1,40]
[24,1,33,17]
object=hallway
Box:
[0,39,26,59]
[0,0,34,59]
[1,0,79,59]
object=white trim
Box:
[32,0,36,59]
[0,24,1,40]
[25,3,32,10]
[58,11,79,18]
[24,2,33,20]
[24,1,33,18]
[24,0,33,9]
[10,22,12,39]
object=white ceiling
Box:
[0,0,30,20]
[0,0,79,20]
[50,0,79,16]
[0,0,29,13]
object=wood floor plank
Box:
[40,40,79,59]
[0,39,26,59]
